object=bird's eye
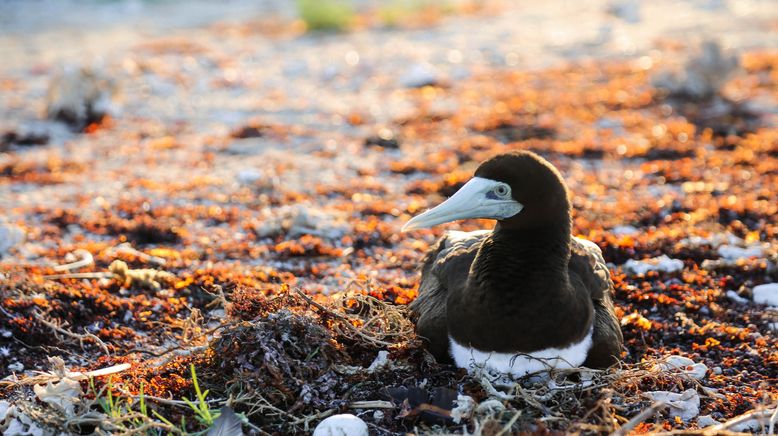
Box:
[494,184,510,197]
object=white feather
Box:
[449,325,594,377]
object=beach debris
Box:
[611,225,638,236]
[725,290,749,305]
[3,410,47,436]
[105,242,167,266]
[29,357,128,418]
[697,415,719,427]
[365,129,400,149]
[606,0,641,23]
[622,255,683,275]
[0,219,24,257]
[33,378,82,417]
[391,386,458,424]
[752,283,778,308]
[52,249,93,272]
[46,65,117,130]
[236,168,264,185]
[207,407,244,436]
[653,40,738,100]
[717,244,764,260]
[656,355,708,380]
[643,389,700,421]
[366,350,390,372]
[109,259,176,291]
[1,126,50,150]
[312,414,368,436]
[253,205,347,240]
[450,395,476,424]
[399,63,441,88]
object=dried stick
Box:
[32,310,110,355]
[52,249,94,272]
[613,402,666,436]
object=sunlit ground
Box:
[1,0,777,434]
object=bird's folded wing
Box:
[570,236,612,301]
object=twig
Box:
[123,322,238,358]
[349,400,394,409]
[292,287,410,347]
[42,272,113,280]
[32,309,110,355]
[769,406,777,435]
[117,388,224,407]
[496,410,522,436]
[106,242,167,266]
[478,374,515,401]
[52,249,94,272]
[613,402,666,436]
[710,408,774,433]
[290,408,335,427]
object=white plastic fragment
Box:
[679,233,742,248]
[450,395,476,424]
[718,244,764,260]
[612,225,638,235]
[0,400,11,422]
[33,378,82,417]
[312,414,368,436]
[729,417,768,433]
[657,355,708,380]
[643,389,700,421]
[725,291,749,305]
[697,415,719,427]
[367,350,390,372]
[623,255,683,275]
[752,283,778,308]
[5,412,46,436]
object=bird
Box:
[402,151,623,377]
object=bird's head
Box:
[402,151,570,232]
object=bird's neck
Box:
[469,222,572,296]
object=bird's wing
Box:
[410,230,488,361]
[570,236,624,368]
[569,236,612,301]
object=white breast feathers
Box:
[448,325,594,378]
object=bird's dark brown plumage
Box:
[409,151,623,370]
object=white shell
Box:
[312,414,368,436]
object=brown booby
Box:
[403,151,623,376]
